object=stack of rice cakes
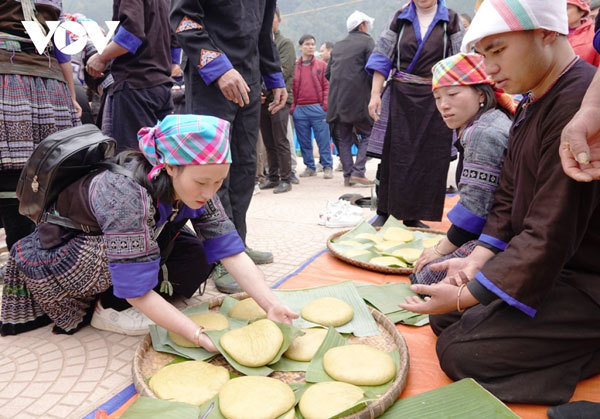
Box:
[146,295,399,418]
[330,218,445,269]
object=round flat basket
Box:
[327,227,446,275]
[132,293,409,419]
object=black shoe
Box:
[273,182,291,194]
[259,179,279,190]
[403,220,430,229]
[371,214,388,227]
[289,172,300,185]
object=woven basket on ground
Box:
[327,227,446,275]
[132,293,409,418]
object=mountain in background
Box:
[63,0,477,53]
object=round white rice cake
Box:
[228,297,266,321]
[218,376,295,419]
[343,248,371,258]
[383,227,414,242]
[149,361,229,406]
[284,328,328,361]
[391,248,422,264]
[168,312,230,347]
[299,381,364,419]
[219,319,283,367]
[323,344,396,386]
[369,256,407,267]
[301,297,354,327]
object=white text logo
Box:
[21,20,119,55]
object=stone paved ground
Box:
[0,160,379,419]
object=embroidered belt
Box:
[393,71,432,85]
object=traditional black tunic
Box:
[366,1,463,221]
[431,59,600,405]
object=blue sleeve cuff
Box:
[594,30,600,54]
[109,259,159,299]
[203,230,245,263]
[263,72,285,89]
[113,26,143,54]
[447,202,487,235]
[475,272,537,317]
[198,54,233,85]
[479,233,508,251]
[171,48,182,64]
[54,47,70,63]
[365,53,393,77]
[53,30,70,63]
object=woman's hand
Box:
[398,282,461,314]
[197,332,218,352]
[414,246,441,272]
[267,304,299,325]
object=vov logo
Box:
[21,20,119,55]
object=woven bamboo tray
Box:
[132,293,409,418]
[327,227,446,275]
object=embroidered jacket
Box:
[87,170,244,299]
[446,109,511,245]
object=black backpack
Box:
[16,124,117,232]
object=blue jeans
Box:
[292,104,333,170]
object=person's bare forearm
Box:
[371,71,385,97]
[58,61,76,102]
[580,66,600,109]
[97,41,128,61]
[470,245,495,268]
[221,252,280,311]
[127,290,199,343]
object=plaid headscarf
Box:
[462,0,568,52]
[138,114,232,180]
[432,53,517,114]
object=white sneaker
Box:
[253,184,261,195]
[325,208,363,228]
[318,200,362,225]
[90,301,154,335]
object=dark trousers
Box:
[100,229,212,310]
[110,83,174,152]
[337,120,372,179]
[185,69,262,243]
[0,200,35,251]
[0,171,35,250]
[260,103,292,182]
[430,278,600,404]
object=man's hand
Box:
[268,87,288,114]
[368,94,382,121]
[86,53,107,78]
[398,282,462,314]
[217,69,250,107]
[430,256,480,286]
[560,107,600,182]
[267,303,299,325]
[171,64,183,78]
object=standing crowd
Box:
[1,0,600,413]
